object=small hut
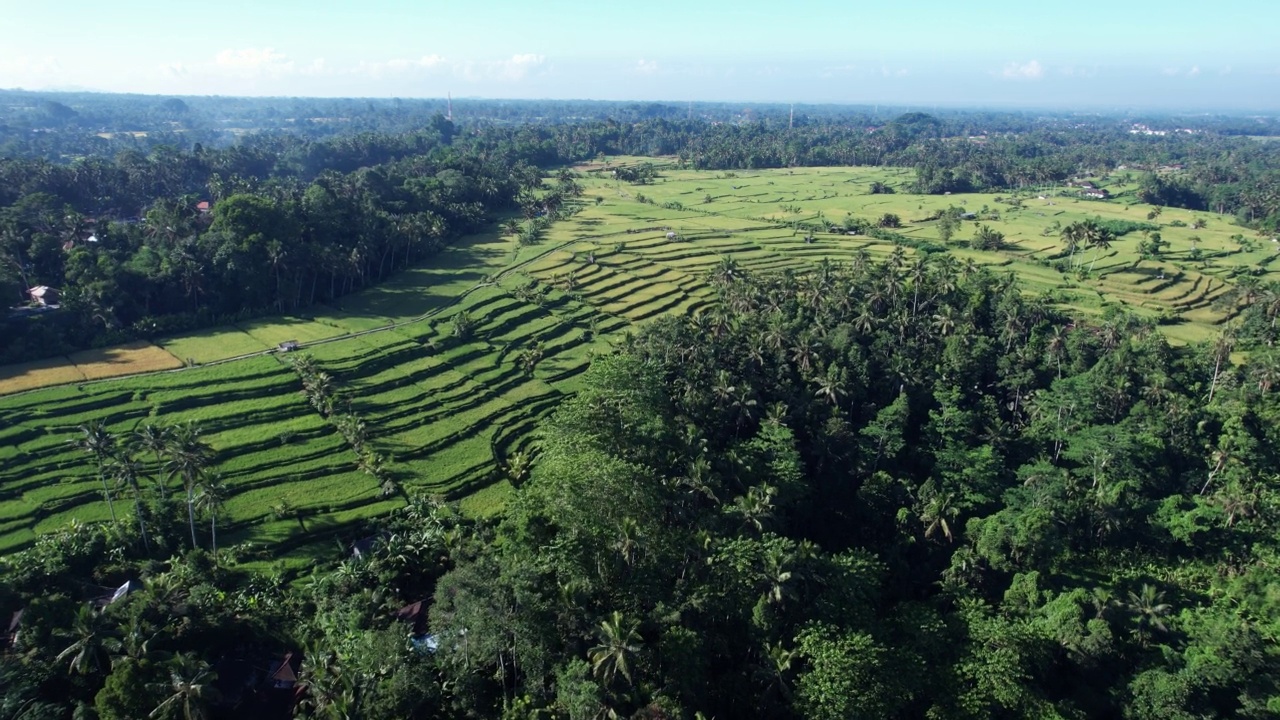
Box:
[28,286,59,307]
[278,340,300,352]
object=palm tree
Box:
[56,605,119,676]
[712,256,743,286]
[195,474,229,559]
[760,545,797,608]
[921,492,959,542]
[150,654,219,720]
[812,365,845,406]
[588,612,642,687]
[163,423,213,549]
[134,423,172,499]
[1060,222,1087,269]
[931,306,958,337]
[107,453,150,551]
[729,484,777,533]
[1046,326,1068,379]
[1207,328,1236,404]
[71,421,118,523]
[1125,584,1172,645]
[613,517,642,567]
[1086,225,1116,273]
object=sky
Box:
[2,0,1279,111]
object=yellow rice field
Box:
[0,341,182,395]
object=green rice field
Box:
[1,161,1268,565]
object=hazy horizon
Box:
[4,0,1279,112]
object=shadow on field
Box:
[333,231,510,323]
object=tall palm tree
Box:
[1086,225,1116,273]
[588,611,642,687]
[195,474,229,559]
[150,654,219,720]
[163,423,213,549]
[1060,222,1087,269]
[72,421,118,523]
[107,453,150,551]
[134,423,171,499]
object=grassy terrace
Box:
[0,160,1265,565]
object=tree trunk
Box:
[187,487,199,549]
[136,496,150,552]
[99,471,118,523]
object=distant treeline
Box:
[0,119,556,363]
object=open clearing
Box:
[0,161,1265,564]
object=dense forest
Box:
[5,96,1280,365]
[4,257,1280,718]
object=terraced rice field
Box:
[0,341,184,395]
[1,161,1268,563]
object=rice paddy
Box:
[0,161,1265,564]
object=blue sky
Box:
[2,0,1278,110]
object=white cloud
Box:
[635,58,659,76]
[361,54,447,78]
[881,66,909,77]
[1187,65,1201,77]
[1161,66,1181,76]
[456,53,546,82]
[0,55,63,87]
[214,48,296,77]
[1001,60,1044,80]
[496,53,545,80]
[820,64,858,78]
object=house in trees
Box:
[94,579,142,607]
[394,600,430,635]
[27,286,59,307]
[197,201,212,214]
[4,609,22,649]
[268,651,301,689]
[1082,188,1111,199]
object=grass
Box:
[1,160,1268,564]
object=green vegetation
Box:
[4,96,1280,715]
[3,163,1279,562]
[5,255,1280,718]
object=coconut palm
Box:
[1125,584,1172,645]
[106,453,150,551]
[1085,224,1116,273]
[150,654,218,720]
[56,605,119,676]
[71,420,118,523]
[134,423,172,499]
[163,423,213,549]
[729,484,777,534]
[922,492,959,542]
[1060,221,1088,268]
[195,474,229,559]
[588,611,642,687]
[812,365,845,406]
[760,544,797,608]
